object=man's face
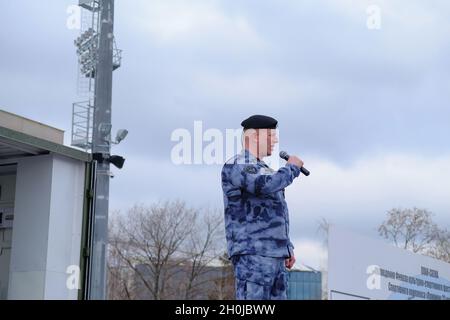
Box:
[257,129,278,157]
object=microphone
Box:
[280,151,310,176]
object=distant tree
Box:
[427,228,450,263]
[178,208,224,299]
[317,217,330,247]
[107,210,135,299]
[108,201,226,300]
[378,207,449,263]
[108,201,196,299]
[207,252,235,300]
[378,208,439,254]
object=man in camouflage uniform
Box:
[222,115,304,300]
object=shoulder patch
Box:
[244,165,258,174]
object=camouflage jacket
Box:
[221,149,301,259]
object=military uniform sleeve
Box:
[288,240,295,254]
[232,163,301,195]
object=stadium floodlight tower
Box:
[71,0,125,300]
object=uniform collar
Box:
[241,149,270,167]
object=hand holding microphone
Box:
[280,151,310,176]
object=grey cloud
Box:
[1,1,449,248]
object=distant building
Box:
[129,259,322,300]
[287,268,322,300]
[132,261,235,300]
[0,109,92,300]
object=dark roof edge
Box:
[0,125,92,163]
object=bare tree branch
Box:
[107,201,228,300]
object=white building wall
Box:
[45,154,85,299]
[8,154,86,300]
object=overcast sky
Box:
[1,0,449,269]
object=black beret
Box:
[241,115,278,130]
